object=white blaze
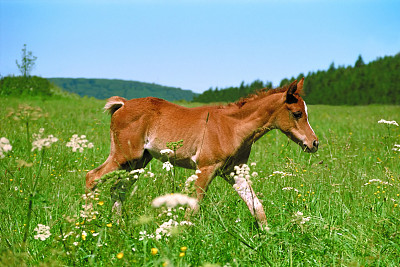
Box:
[303,101,316,135]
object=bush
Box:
[0,76,53,97]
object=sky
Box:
[1,0,399,93]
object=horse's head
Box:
[274,78,319,153]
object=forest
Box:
[48,78,197,102]
[193,53,400,105]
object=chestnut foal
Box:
[86,78,318,230]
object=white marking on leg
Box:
[233,177,268,230]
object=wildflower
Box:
[81,231,87,240]
[292,211,311,225]
[31,128,58,151]
[184,174,198,192]
[179,252,185,257]
[98,201,104,206]
[364,179,392,186]
[73,241,79,246]
[378,119,399,126]
[195,169,202,174]
[160,148,174,155]
[180,246,187,252]
[16,159,33,168]
[270,171,293,177]
[392,144,400,152]
[152,193,197,209]
[151,248,158,255]
[66,134,94,152]
[116,252,124,259]
[34,224,51,241]
[106,223,112,228]
[0,137,12,159]
[282,187,299,193]
[162,161,173,171]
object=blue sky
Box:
[1,0,399,93]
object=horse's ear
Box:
[297,77,304,94]
[286,80,298,103]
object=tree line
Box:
[193,53,400,105]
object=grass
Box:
[0,96,399,266]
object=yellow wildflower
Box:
[117,252,124,259]
[151,248,158,255]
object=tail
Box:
[104,96,127,115]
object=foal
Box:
[86,78,318,230]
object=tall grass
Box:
[0,96,399,266]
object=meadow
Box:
[0,96,399,266]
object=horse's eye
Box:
[293,111,302,119]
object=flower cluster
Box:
[392,144,400,152]
[7,104,47,122]
[31,128,58,152]
[154,219,193,240]
[0,137,12,158]
[152,193,197,209]
[269,171,294,178]
[282,187,300,193]
[34,224,51,241]
[160,148,174,155]
[66,134,94,153]
[184,174,199,193]
[130,168,154,179]
[378,119,399,126]
[292,211,311,225]
[364,179,393,186]
[162,161,174,171]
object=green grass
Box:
[0,96,399,266]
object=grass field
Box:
[0,96,399,266]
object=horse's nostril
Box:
[313,140,319,148]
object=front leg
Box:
[223,174,269,231]
[185,165,218,218]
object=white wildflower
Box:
[378,119,399,126]
[66,134,94,153]
[152,193,197,209]
[293,211,311,225]
[270,171,293,177]
[184,174,198,192]
[160,148,174,155]
[34,224,51,241]
[0,137,12,158]
[392,144,400,152]
[162,161,173,171]
[282,187,300,193]
[66,134,94,152]
[195,169,202,174]
[364,179,393,186]
[31,128,58,152]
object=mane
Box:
[232,84,290,108]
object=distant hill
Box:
[192,53,400,105]
[48,78,197,101]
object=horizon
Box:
[1,0,399,93]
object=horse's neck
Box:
[223,93,283,142]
